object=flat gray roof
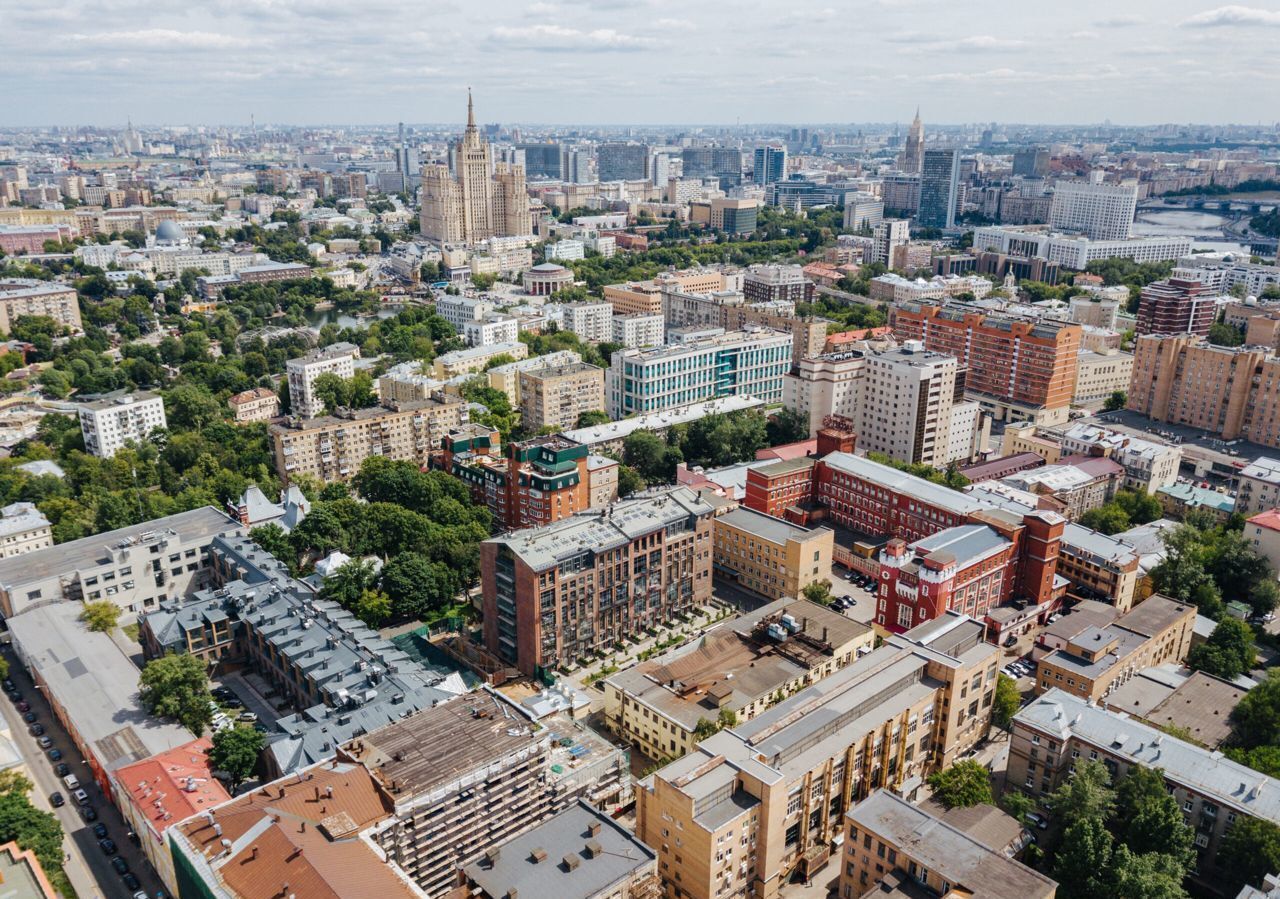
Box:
[486,487,712,572]
[848,791,1056,899]
[464,800,655,899]
[1017,689,1280,822]
[8,602,192,770]
[823,452,983,516]
[717,506,828,546]
[0,506,238,591]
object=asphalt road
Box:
[0,647,165,899]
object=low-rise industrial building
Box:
[712,507,833,600]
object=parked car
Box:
[132,891,148,899]
[29,724,43,737]
[78,805,97,822]
[54,763,70,778]
[1,679,12,691]
[72,789,90,805]
[15,701,29,713]
[222,698,245,710]
[36,736,52,750]
[112,857,129,875]
[62,774,80,791]
[122,873,140,891]
[46,749,62,762]
[92,823,109,839]
[99,838,117,855]
[237,711,258,724]
[8,691,21,704]
[49,792,64,808]
[21,712,36,724]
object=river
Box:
[1131,209,1252,255]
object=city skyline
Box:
[1,0,1278,126]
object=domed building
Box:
[153,219,188,246]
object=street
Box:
[0,647,165,899]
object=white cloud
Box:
[1180,5,1280,27]
[490,24,654,50]
[1093,14,1144,26]
[67,29,254,49]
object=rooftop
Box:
[7,602,193,772]
[717,507,828,547]
[115,738,232,840]
[1249,509,1280,533]
[848,791,1057,899]
[173,760,416,899]
[0,505,238,591]
[1017,688,1280,822]
[1159,482,1235,514]
[561,396,765,445]
[907,524,1009,570]
[823,452,985,517]
[486,486,712,572]
[1242,457,1280,487]
[74,389,163,413]
[1107,667,1248,749]
[464,800,655,899]
[0,502,48,538]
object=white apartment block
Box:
[1237,457,1280,516]
[554,301,615,343]
[606,327,792,418]
[583,235,616,257]
[843,194,884,231]
[613,313,665,349]
[0,507,240,620]
[972,226,1192,270]
[869,273,993,304]
[784,351,867,438]
[78,392,168,458]
[858,342,976,467]
[434,294,496,330]
[1068,294,1123,329]
[1048,176,1139,240]
[1175,253,1280,298]
[463,314,520,347]
[545,239,585,262]
[872,219,910,266]
[285,342,360,419]
[0,503,51,560]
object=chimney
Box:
[562,854,581,870]
[587,822,602,837]
[530,848,547,864]
[585,840,603,859]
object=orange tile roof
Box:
[756,440,818,461]
[825,327,893,346]
[1249,508,1280,532]
[115,738,231,840]
[177,761,415,899]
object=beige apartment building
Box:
[227,386,279,423]
[838,791,1056,899]
[0,279,83,335]
[712,507,833,600]
[1033,593,1195,703]
[519,362,606,432]
[604,598,873,762]
[604,270,733,317]
[0,502,52,559]
[1129,334,1280,449]
[271,397,466,483]
[433,340,529,378]
[1000,422,1064,464]
[636,613,999,899]
[1073,349,1134,406]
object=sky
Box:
[1,0,1278,127]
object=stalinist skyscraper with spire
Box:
[419,92,532,244]
[898,107,924,173]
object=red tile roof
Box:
[115,738,232,840]
[1249,508,1280,532]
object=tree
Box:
[0,790,64,878]
[926,760,993,809]
[1104,390,1128,411]
[1114,766,1194,866]
[249,523,292,564]
[208,724,264,791]
[1231,668,1280,748]
[79,600,121,632]
[380,553,441,620]
[320,558,380,610]
[139,652,214,735]
[999,789,1034,824]
[801,579,833,605]
[1052,817,1114,899]
[1187,617,1254,680]
[1217,817,1280,894]
[355,588,392,627]
[575,410,611,429]
[1048,759,1115,825]
[623,430,668,484]
[1079,503,1131,536]
[617,464,645,497]
[1226,744,1280,777]
[992,673,1020,730]
[765,407,809,447]
[1108,847,1190,899]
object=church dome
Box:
[155,220,186,243]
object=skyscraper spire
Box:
[466,88,475,130]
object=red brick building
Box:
[1135,277,1216,337]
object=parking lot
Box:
[0,646,165,899]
